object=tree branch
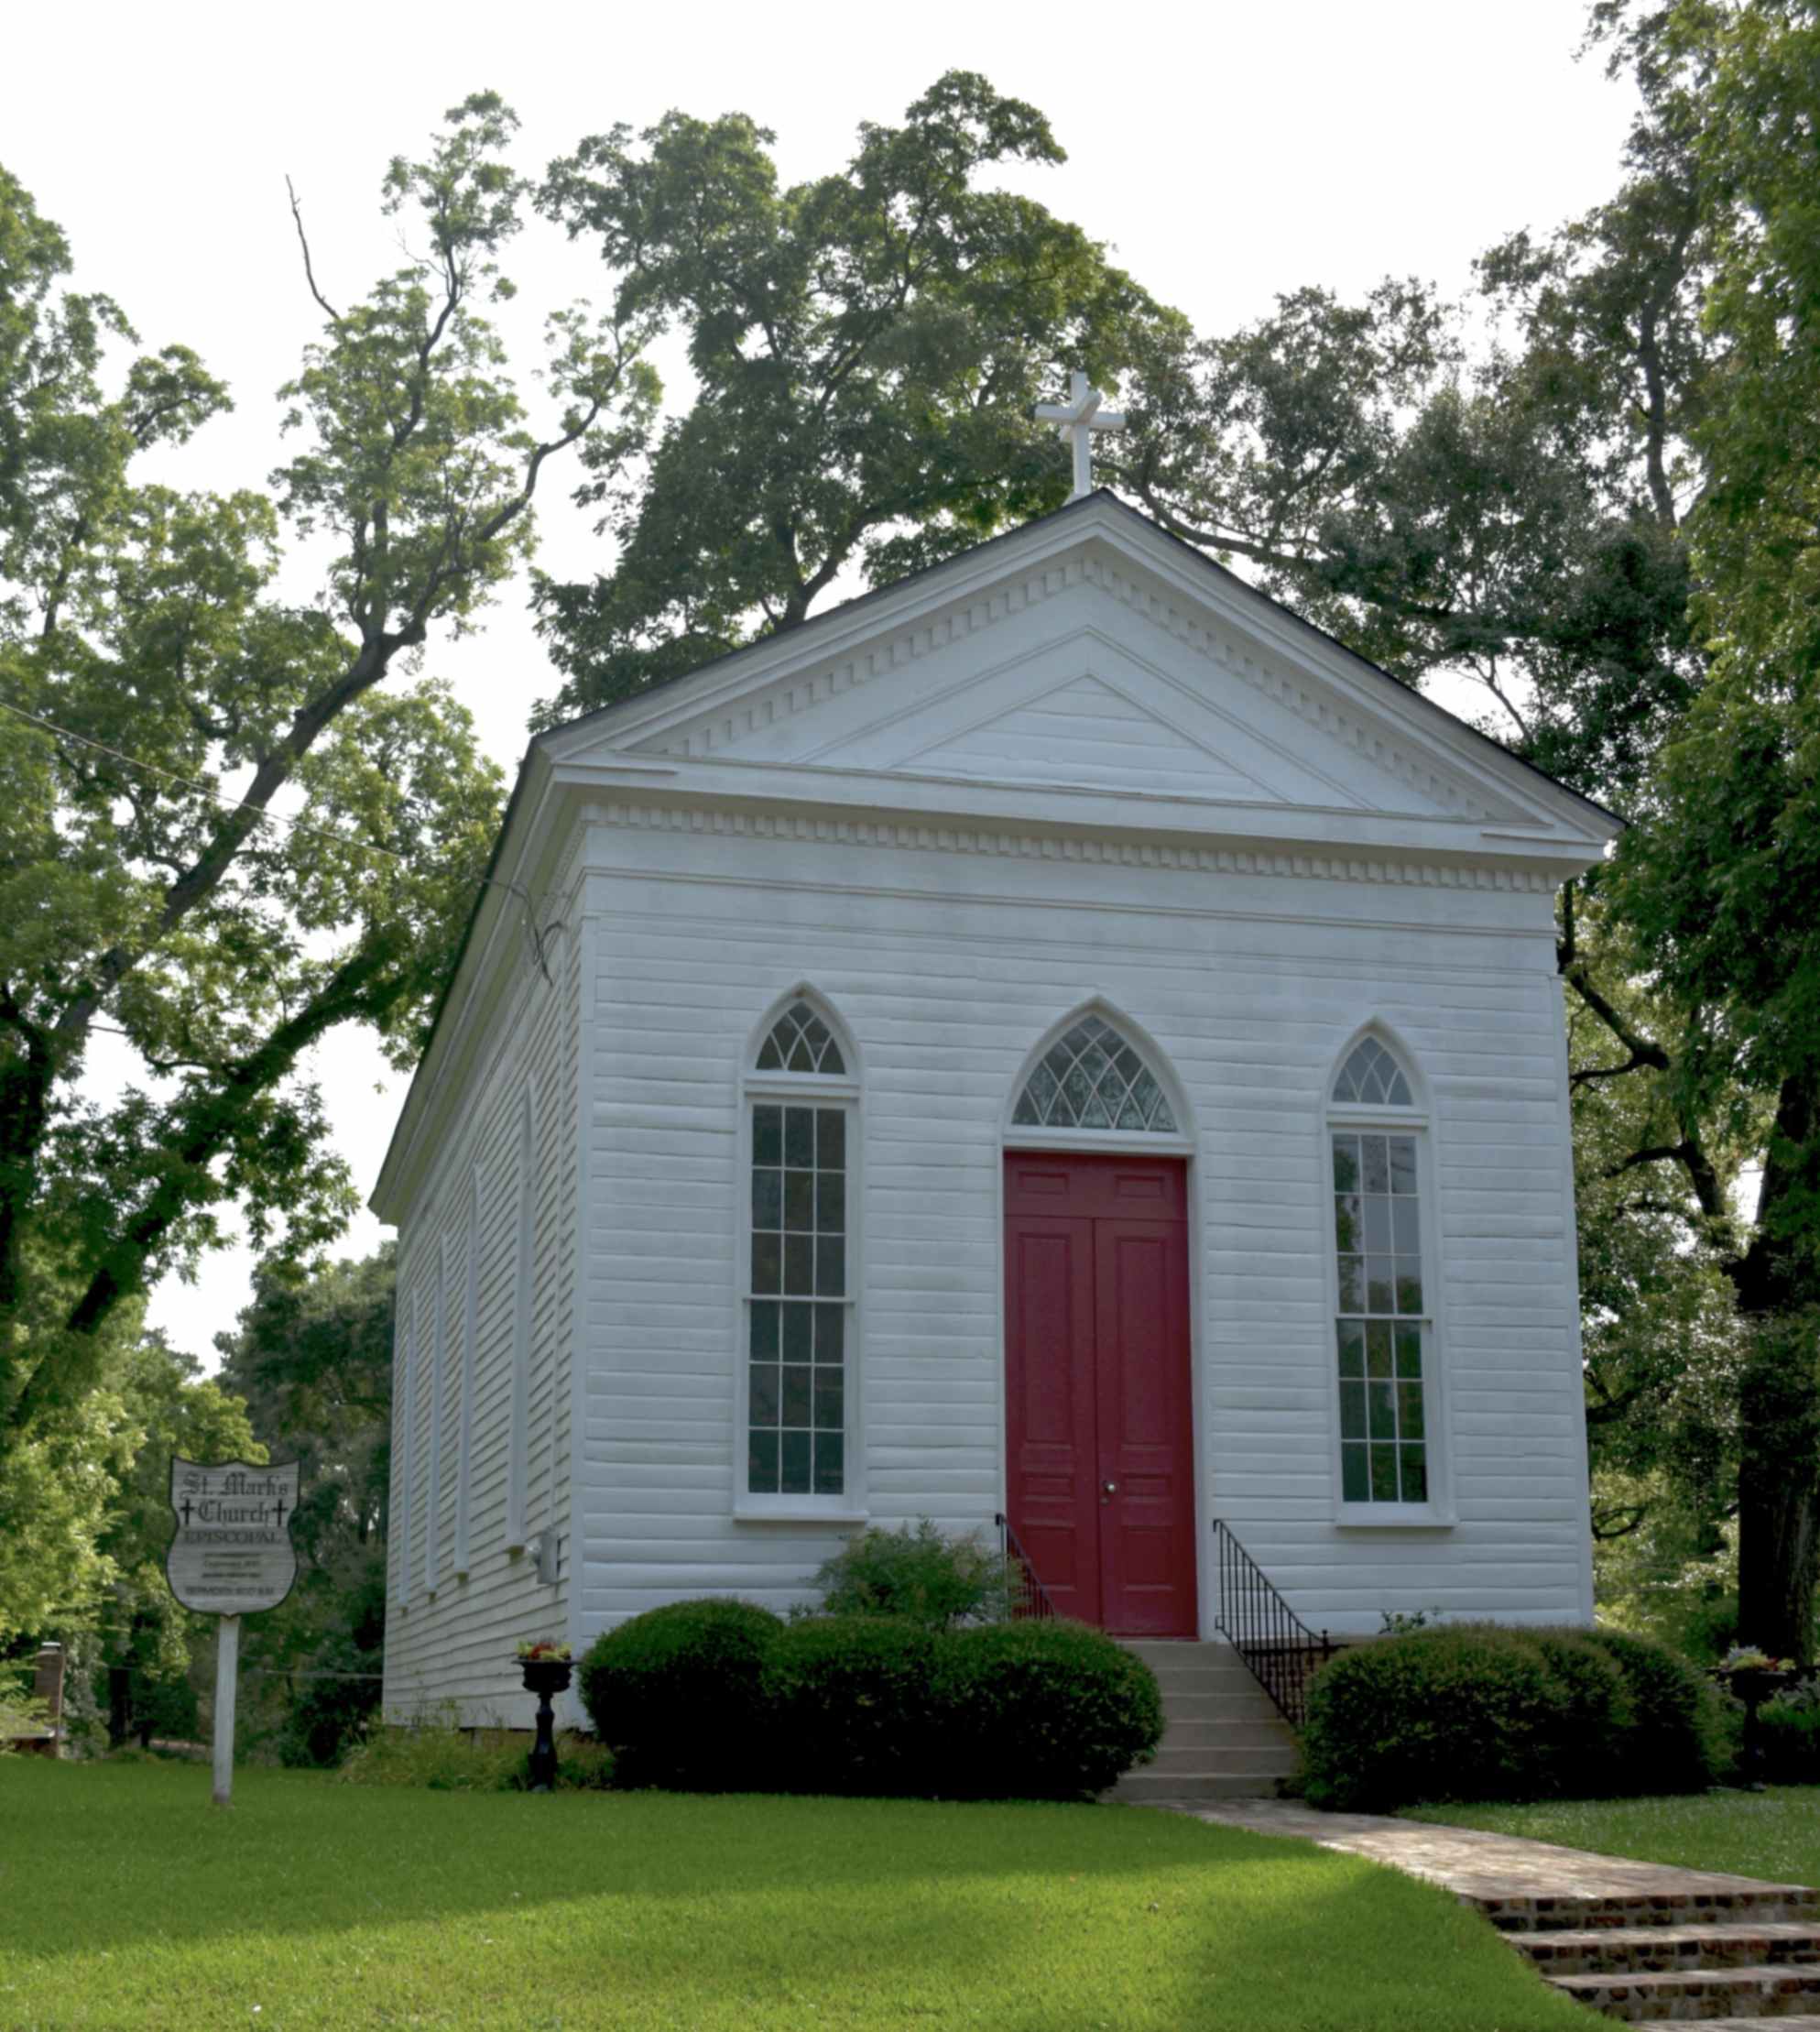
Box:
[286,178,343,324]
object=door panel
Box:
[1004,1153,1196,1638]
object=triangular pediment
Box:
[544,494,1619,845]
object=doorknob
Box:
[1102,1480,1117,1497]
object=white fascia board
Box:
[548,753,1612,874]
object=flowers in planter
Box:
[1716,1644,1793,1679]
[516,1639,572,1662]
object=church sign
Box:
[165,1458,300,1617]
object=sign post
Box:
[165,1458,300,1808]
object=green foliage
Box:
[761,1614,935,1795]
[1301,1624,1718,1813]
[340,1724,528,1792]
[577,1597,782,1788]
[932,1618,1163,1801]
[807,1519,1007,1630]
[0,95,652,1486]
[1760,1688,1820,1785]
[533,71,1177,719]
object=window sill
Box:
[733,1500,869,1525]
[1334,1503,1455,1529]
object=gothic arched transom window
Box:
[756,1001,846,1076]
[1328,1034,1435,1509]
[1013,1015,1177,1132]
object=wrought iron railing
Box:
[1212,1519,1334,1729]
[994,1513,1058,1622]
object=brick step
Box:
[1688,2018,1820,2030]
[1485,1890,1819,1935]
[1518,1925,1820,1979]
[1546,1962,1820,2021]
[1113,1770,1291,1803]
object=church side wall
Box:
[381,852,583,1727]
[573,815,1591,1642]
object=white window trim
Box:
[734,1064,866,1523]
[1322,1093,1455,1529]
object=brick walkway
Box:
[1165,1799,1820,2026]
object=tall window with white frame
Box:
[1329,1036,1433,1507]
[746,1000,854,1502]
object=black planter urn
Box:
[1722,1666,1793,1791]
[518,1656,573,1792]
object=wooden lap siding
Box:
[575,819,1589,1642]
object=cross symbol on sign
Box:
[1034,369,1127,500]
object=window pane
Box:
[1366,1321,1393,1378]
[1367,1258,1395,1314]
[814,1306,844,1366]
[816,1236,845,1297]
[748,1431,780,1494]
[1332,1134,1359,1193]
[753,1105,782,1167]
[784,1235,814,1295]
[1336,1320,1365,1378]
[816,1172,845,1234]
[813,1432,845,1496]
[1340,1380,1367,1440]
[749,1300,779,1360]
[752,1168,782,1230]
[1395,1262,1424,1315]
[1368,1381,1397,1440]
[1363,1196,1393,1252]
[781,1365,812,1427]
[1337,1255,1365,1311]
[1362,1136,1390,1195]
[751,1233,781,1295]
[784,1171,813,1232]
[1400,1445,1428,1503]
[750,1365,780,1427]
[1369,1445,1400,1502]
[1335,1194,1361,1251]
[1392,1197,1421,1251]
[781,1302,812,1364]
[1395,1325,1422,1379]
[1390,1137,1418,1195]
[1342,1443,1370,1502]
[814,1367,843,1430]
[1398,1382,1425,1440]
[780,1430,812,1495]
[817,1109,845,1170]
[784,1107,814,1169]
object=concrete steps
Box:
[1111,1639,1298,1805]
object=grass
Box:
[1403,1786,1820,1890]
[0,1760,1591,2031]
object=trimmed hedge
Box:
[578,1596,783,1789]
[1301,1622,1720,1812]
[935,1619,1164,1800]
[578,1600,1161,1799]
[764,1615,937,1793]
[1760,1698,1820,1783]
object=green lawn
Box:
[0,1761,1589,2031]
[1403,1787,1820,1891]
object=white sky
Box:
[5,0,1638,1365]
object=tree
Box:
[214,1247,394,1764]
[0,96,654,1480]
[531,71,1176,720]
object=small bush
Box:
[809,1520,1008,1630]
[578,1597,781,1789]
[1578,1627,1723,1792]
[763,1615,937,1794]
[1302,1627,1580,1812]
[933,1619,1162,1800]
[340,1727,528,1791]
[1530,1631,1634,1797]
[1760,1695,1820,1782]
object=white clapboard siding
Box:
[381,890,583,1725]
[570,820,1588,1644]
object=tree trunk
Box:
[106,1664,132,1751]
[1737,1325,1820,1662]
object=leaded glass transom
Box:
[1333,1036,1412,1108]
[1012,1016,1177,1133]
[757,1001,846,1076]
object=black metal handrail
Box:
[994,1513,1058,1622]
[1212,1518,1334,1729]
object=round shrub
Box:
[1529,1630,1635,1797]
[932,1619,1163,1800]
[809,1518,1008,1629]
[577,1597,782,1788]
[1578,1627,1723,1793]
[1760,1691,1820,1783]
[1301,1626,1580,1812]
[762,1614,937,1794]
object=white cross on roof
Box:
[1035,370,1127,500]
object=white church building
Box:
[374,444,1618,1726]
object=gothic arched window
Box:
[1013,1014,1177,1132]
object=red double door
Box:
[1004,1153,1198,1637]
